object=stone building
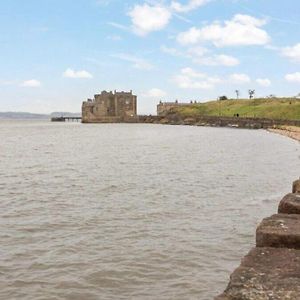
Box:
[82,90,137,123]
[157,100,197,116]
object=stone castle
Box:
[82,90,137,123]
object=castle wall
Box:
[157,102,189,116]
[82,90,137,123]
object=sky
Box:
[0,0,300,114]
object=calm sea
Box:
[0,120,299,300]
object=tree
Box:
[248,89,255,99]
[219,95,228,101]
[235,90,240,99]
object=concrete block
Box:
[293,179,300,194]
[215,247,300,300]
[256,214,300,249]
[278,193,300,214]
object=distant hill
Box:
[0,112,49,119]
[50,112,81,118]
[0,111,81,119]
[173,98,300,120]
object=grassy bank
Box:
[175,98,300,120]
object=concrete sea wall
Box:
[215,179,300,300]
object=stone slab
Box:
[215,247,300,300]
[278,193,300,214]
[256,213,300,249]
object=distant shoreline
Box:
[2,114,300,142]
[0,112,81,120]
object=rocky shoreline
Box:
[139,115,300,129]
[215,179,300,300]
[268,126,300,142]
[140,115,300,142]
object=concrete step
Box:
[278,193,300,214]
[215,247,300,300]
[256,213,300,249]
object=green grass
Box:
[174,98,300,120]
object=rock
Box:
[278,193,300,214]
[215,296,230,300]
[293,179,300,194]
[183,117,196,125]
[215,247,300,300]
[256,213,300,249]
[159,118,170,124]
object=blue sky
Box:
[0,0,300,114]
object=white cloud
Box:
[20,79,41,87]
[187,46,209,56]
[229,73,251,84]
[171,0,210,13]
[285,72,300,83]
[107,22,129,31]
[256,78,271,87]
[63,68,93,79]
[128,4,171,36]
[161,45,239,66]
[177,27,202,45]
[173,67,222,89]
[143,88,167,98]
[281,43,300,63]
[172,13,192,24]
[187,47,239,66]
[177,14,270,47]
[112,53,154,70]
[210,54,239,66]
[160,45,183,56]
[173,68,254,90]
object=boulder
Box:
[159,118,170,124]
[183,117,196,125]
[293,179,300,193]
[278,193,300,214]
[215,247,300,300]
[256,213,300,249]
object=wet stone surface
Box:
[215,247,300,300]
[278,194,300,214]
[293,179,300,194]
[256,214,300,249]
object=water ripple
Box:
[0,121,299,300]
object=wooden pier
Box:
[51,116,82,122]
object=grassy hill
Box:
[174,98,300,120]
